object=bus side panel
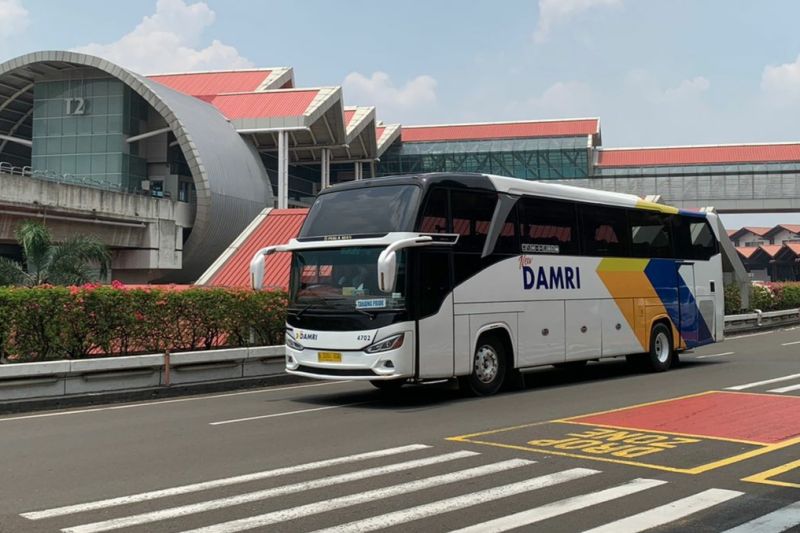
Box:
[417,293,454,379]
[601,298,642,357]
[692,255,723,343]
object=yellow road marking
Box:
[742,459,800,489]
[553,420,769,446]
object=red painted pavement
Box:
[570,391,800,445]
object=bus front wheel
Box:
[461,336,507,396]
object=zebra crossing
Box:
[727,372,800,394]
[19,444,800,533]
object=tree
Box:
[0,221,111,286]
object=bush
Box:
[724,283,741,315]
[0,285,287,363]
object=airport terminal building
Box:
[1,51,800,283]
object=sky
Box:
[1,0,800,227]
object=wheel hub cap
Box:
[475,345,499,383]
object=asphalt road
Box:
[1,328,799,532]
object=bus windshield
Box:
[300,185,421,237]
[290,247,407,311]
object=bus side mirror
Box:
[377,249,397,293]
[249,246,284,290]
[250,253,266,290]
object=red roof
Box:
[736,246,758,259]
[344,110,356,127]
[726,229,737,237]
[401,119,599,143]
[209,90,319,120]
[598,143,800,167]
[771,224,800,235]
[741,226,772,237]
[759,244,783,258]
[783,242,800,256]
[206,209,308,289]
[148,71,271,98]
[375,126,386,141]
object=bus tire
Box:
[461,335,507,396]
[646,323,674,372]
[370,379,404,392]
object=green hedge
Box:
[0,286,287,363]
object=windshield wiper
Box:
[293,302,314,319]
[355,308,376,320]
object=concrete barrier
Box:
[0,346,284,402]
[724,308,800,334]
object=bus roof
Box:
[323,172,692,216]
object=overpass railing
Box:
[1,161,127,193]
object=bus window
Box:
[518,197,578,255]
[579,205,628,257]
[419,188,449,233]
[493,203,518,254]
[630,210,673,258]
[450,190,497,253]
[690,220,717,260]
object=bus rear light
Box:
[365,333,404,354]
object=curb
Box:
[0,373,310,415]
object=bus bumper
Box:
[284,331,415,381]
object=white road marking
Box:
[581,488,743,533]
[727,331,774,339]
[61,451,479,533]
[313,468,602,533]
[209,401,370,425]
[768,383,800,394]
[0,381,351,423]
[727,373,800,391]
[174,459,535,533]
[723,501,800,532]
[696,351,735,359]
[781,340,800,346]
[22,443,428,520]
[449,478,666,533]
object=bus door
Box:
[415,249,454,378]
[677,261,699,348]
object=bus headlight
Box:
[365,333,404,354]
[285,335,304,351]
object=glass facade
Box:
[376,137,591,180]
[31,77,148,192]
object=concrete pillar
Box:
[277,130,289,209]
[320,148,331,189]
[354,161,363,181]
[370,160,376,179]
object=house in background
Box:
[733,225,800,281]
[764,225,800,246]
[730,227,772,247]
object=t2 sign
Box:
[64,97,87,115]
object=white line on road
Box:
[727,330,775,339]
[768,383,800,394]
[22,443,429,520]
[312,468,602,533]
[449,478,667,533]
[727,373,800,391]
[1,381,351,423]
[209,401,370,425]
[581,488,743,533]
[696,352,735,359]
[781,340,800,346]
[174,459,535,533]
[62,451,480,533]
[723,501,800,533]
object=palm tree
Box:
[0,221,111,286]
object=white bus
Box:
[251,173,724,395]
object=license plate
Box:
[318,352,342,363]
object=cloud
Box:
[343,71,438,122]
[534,0,622,43]
[510,81,596,119]
[625,70,710,103]
[73,0,253,74]
[761,55,800,106]
[0,0,29,38]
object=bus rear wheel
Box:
[461,336,507,396]
[645,323,674,372]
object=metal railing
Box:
[724,308,800,334]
